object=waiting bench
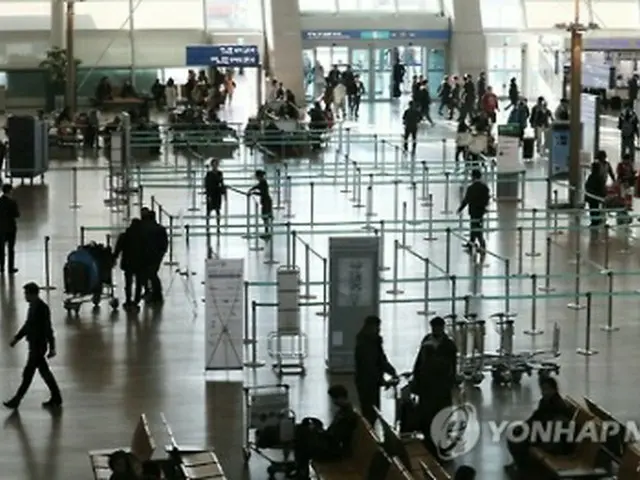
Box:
[311,410,411,479]
[530,396,609,479]
[88,413,156,479]
[160,412,227,479]
[374,406,451,480]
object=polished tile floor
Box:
[1,87,639,480]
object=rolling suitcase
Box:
[522,136,535,160]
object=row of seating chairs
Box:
[310,408,450,480]
[532,395,640,479]
[88,413,227,479]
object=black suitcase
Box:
[522,137,535,160]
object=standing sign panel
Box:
[204,258,244,371]
[496,124,523,200]
[549,121,572,179]
[328,237,380,373]
[581,93,600,157]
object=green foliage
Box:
[39,47,82,84]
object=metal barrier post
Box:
[379,220,389,271]
[441,138,447,170]
[519,171,527,208]
[354,168,364,208]
[243,281,253,345]
[517,226,524,275]
[525,208,541,257]
[600,271,619,332]
[205,214,212,258]
[373,134,379,168]
[386,240,404,295]
[539,236,555,292]
[80,226,85,245]
[41,236,56,291]
[601,225,611,273]
[250,202,265,252]
[309,181,315,226]
[504,259,511,314]
[567,251,584,310]
[264,232,278,265]
[420,163,431,205]
[188,170,199,212]
[449,275,457,316]
[550,190,562,235]
[423,195,437,241]
[244,301,266,368]
[284,175,294,219]
[525,274,544,335]
[69,167,81,209]
[299,244,316,299]
[315,258,329,317]
[275,168,283,210]
[441,171,452,214]
[346,127,351,158]
[350,161,358,202]
[363,185,374,231]
[401,201,408,247]
[394,145,401,179]
[393,179,400,223]
[409,182,419,225]
[164,216,178,266]
[418,259,435,316]
[576,292,597,356]
[445,227,451,274]
[341,155,350,193]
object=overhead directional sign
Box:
[301,30,450,41]
[186,44,260,67]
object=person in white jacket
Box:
[165,78,178,110]
[313,61,325,100]
[333,82,347,120]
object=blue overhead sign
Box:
[302,30,450,41]
[185,44,260,67]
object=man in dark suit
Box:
[4,282,62,409]
[0,183,20,274]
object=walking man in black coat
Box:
[4,282,62,409]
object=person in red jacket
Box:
[481,86,499,124]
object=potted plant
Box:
[40,47,81,112]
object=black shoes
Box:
[42,398,63,408]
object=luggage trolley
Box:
[62,242,119,316]
[242,384,297,479]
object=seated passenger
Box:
[121,80,137,98]
[108,449,140,479]
[506,376,574,473]
[293,385,358,479]
[95,77,113,106]
[55,107,74,137]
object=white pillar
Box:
[50,0,65,49]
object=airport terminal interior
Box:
[3,0,640,480]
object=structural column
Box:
[264,0,305,103]
[50,0,65,48]
[449,0,487,77]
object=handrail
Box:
[292,231,325,261]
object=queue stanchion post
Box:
[394,145,401,179]
[333,149,339,181]
[164,216,178,266]
[577,292,597,356]
[449,275,457,317]
[386,240,404,295]
[350,161,358,202]
[205,214,212,259]
[363,185,375,231]
[341,155,350,193]
[504,259,512,315]
[354,168,364,208]
[600,224,611,273]
[373,134,378,169]
[243,282,254,345]
[401,201,408,248]
[409,182,420,225]
[284,175,294,219]
[380,140,386,175]
[188,171,199,212]
[600,271,619,332]
[41,236,56,291]
[263,233,278,266]
[567,251,584,310]
[290,225,297,266]
[519,171,527,208]
[539,236,555,292]
[69,167,81,209]
[244,300,266,368]
[346,127,351,158]
[441,171,452,214]
[423,195,437,241]
[274,169,282,209]
[517,226,524,275]
[417,258,436,316]
[309,181,315,226]
[445,227,451,275]
[525,208,541,257]
[420,162,431,204]
[315,258,329,317]
[79,226,86,246]
[550,190,562,235]
[441,138,447,170]
[286,224,292,267]
[379,220,390,271]
[300,244,317,299]
[393,179,400,223]
[524,274,544,335]
[249,202,265,252]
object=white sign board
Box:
[336,257,374,307]
[496,135,521,173]
[581,93,597,157]
[204,258,244,371]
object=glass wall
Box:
[299,0,442,13]
[524,0,590,29]
[134,0,205,30]
[205,0,263,30]
[480,0,524,29]
[591,0,639,29]
[488,47,522,97]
